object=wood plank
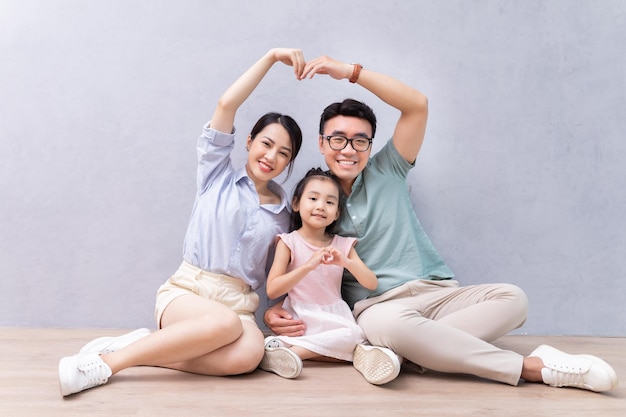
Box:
[0,328,623,417]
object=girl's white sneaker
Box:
[259,338,302,379]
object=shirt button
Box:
[351,215,357,220]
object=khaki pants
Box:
[354,279,528,386]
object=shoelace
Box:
[544,362,587,388]
[78,358,109,389]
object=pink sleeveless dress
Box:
[274,231,366,361]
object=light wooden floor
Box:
[0,328,623,417]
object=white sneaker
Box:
[353,344,402,385]
[259,337,302,379]
[59,353,112,396]
[530,344,618,392]
[79,328,150,354]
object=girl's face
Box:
[293,178,340,229]
[246,123,293,185]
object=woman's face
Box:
[246,123,293,185]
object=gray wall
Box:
[1,1,624,336]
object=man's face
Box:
[318,115,373,189]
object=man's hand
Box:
[264,303,305,336]
[301,55,353,81]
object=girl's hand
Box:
[270,48,306,79]
[302,55,353,81]
[320,246,348,267]
[304,248,327,270]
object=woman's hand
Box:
[269,48,306,80]
[211,48,305,133]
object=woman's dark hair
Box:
[318,98,377,139]
[290,167,345,235]
[250,112,303,180]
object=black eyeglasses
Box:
[322,135,373,152]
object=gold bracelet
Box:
[349,63,362,83]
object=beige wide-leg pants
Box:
[354,279,529,386]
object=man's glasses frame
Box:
[321,135,373,152]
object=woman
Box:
[59,48,305,396]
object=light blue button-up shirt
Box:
[181,123,291,290]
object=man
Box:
[264,54,617,392]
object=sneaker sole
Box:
[259,347,302,379]
[79,328,150,354]
[353,344,401,385]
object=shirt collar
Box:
[235,167,290,214]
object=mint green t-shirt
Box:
[337,139,454,309]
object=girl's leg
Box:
[287,345,344,362]
[102,293,264,376]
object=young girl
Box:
[260,168,400,382]
[58,48,305,396]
